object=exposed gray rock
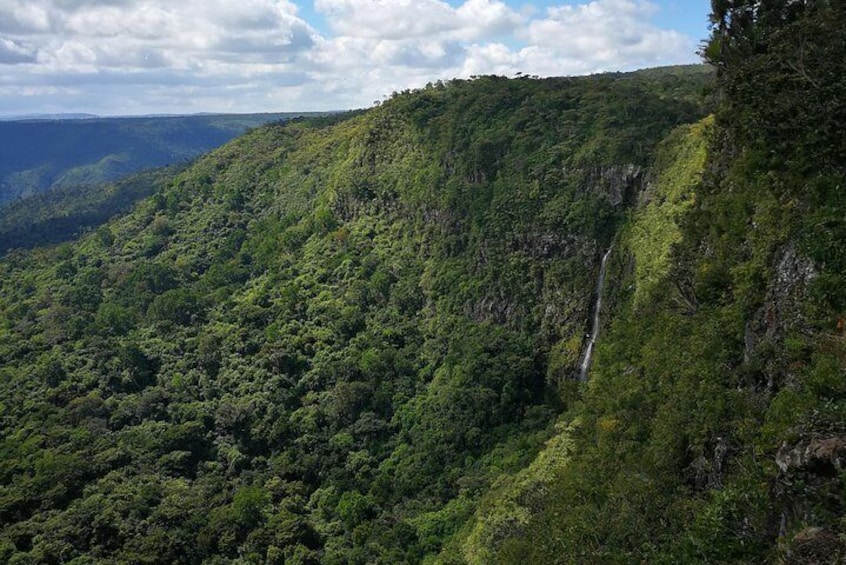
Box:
[504,231,581,260]
[783,526,846,564]
[743,243,817,386]
[687,436,729,490]
[776,436,846,475]
[582,164,644,207]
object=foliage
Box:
[476,3,846,562]
[0,67,712,563]
[625,117,712,306]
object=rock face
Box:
[783,526,846,565]
[775,434,846,561]
[776,436,846,475]
[687,436,729,490]
[753,244,816,342]
[584,164,644,207]
[743,243,817,387]
[467,163,644,339]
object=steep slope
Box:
[0,67,710,564]
[0,113,319,206]
[444,117,713,564]
[469,3,846,563]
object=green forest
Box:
[1,2,844,564]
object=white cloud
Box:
[316,0,458,39]
[0,0,702,115]
[0,37,37,64]
[0,2,54,34]
[523,0,691,69]
[305,0,696,109]
[314,0,524,41]
[2,0,317,70]
[455,0,526,39]
[460,42,521,77]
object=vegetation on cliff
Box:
[465,2,846,562]
[0,67,710,564]
[1,3,843,562]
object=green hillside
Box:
[0,3,843,562]
[0,66,711,564]
[454,3,846,563]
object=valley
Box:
[1,3,845,562]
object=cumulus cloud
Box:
[57,0,314,66]
[315,0,523,41]
[0,3,54,34]
[523,0,690,69]
[460,42,521,77]
[0,0,703,115]
[307,0,696,108]
[0,37,37,64]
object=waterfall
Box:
[578,247,612,382]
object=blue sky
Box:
[641,1,711,40]
[299,1,712,40]
[0,0,714,115]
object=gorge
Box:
[1,2,845,562]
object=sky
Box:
[0,0,713,116]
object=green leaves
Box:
[0,67,714,563]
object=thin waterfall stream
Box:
[578,247,612,382]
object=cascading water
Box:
[578,247,612,382]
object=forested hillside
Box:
[1,2,843,561]
[456,2,846,563]
[0,66,711,564]
[0,113,318,206]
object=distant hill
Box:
[0,113,100,121]
[0,166,177,255]
[0,113,324,205]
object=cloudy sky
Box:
[0,0,712,116]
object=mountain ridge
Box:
[2,9,844,557]
[0,66,712,564]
